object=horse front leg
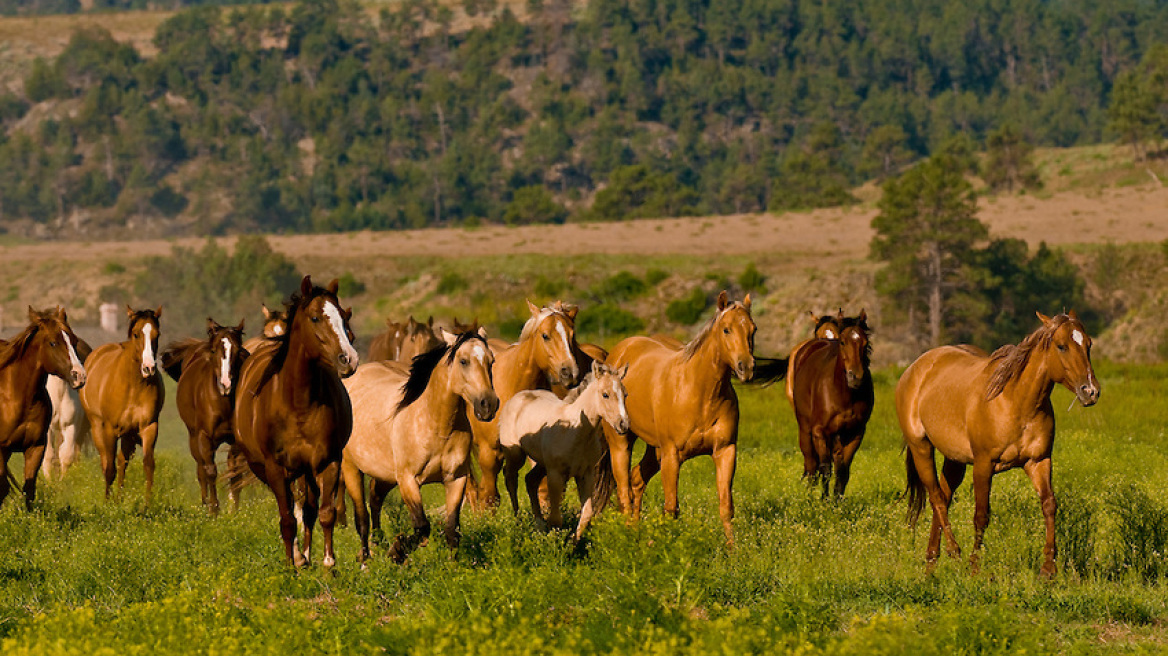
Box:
[93,423,116,499]
[226,444,247,512]
[544,469,567,530]
[602,423,633,515]
[299,475,321,567]
[41,424,59,482]
[474,435,502,510]
[811,427,832,499]
[833,430,865,498]
[342,459,371,563]
[267,468,300,567]
[713,444,737,544]
[969,459,995,574]
[442,474,468,553]
[501,446,525,516]
[190,430,219,515]
[1023,458,1058,578]
[526,463,548,529]
[115,434,134,492]
[21,443,46,511]
[141,422,159,503]
[316,461,341,568]
[658,448,681,520]
[389,475,430,563]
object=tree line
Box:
[1,0,1166,234]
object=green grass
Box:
[0,362,1166,653]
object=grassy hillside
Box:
[0,362,1165,653]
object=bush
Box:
[337,272,366,297]
[149,185,188,217]
[503,185,568,225]
[576,303,644,339]
[666,288,708,325]
[645,268,669,286]
[590,271,646,303]
[437,271,469,295]
[534,275,568,298]
[738,262,765,293]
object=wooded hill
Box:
[1,0,1166,238]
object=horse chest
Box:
[0,401,49,449]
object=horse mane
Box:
[254,283,334,394]
[984,314,1070,401]
[681,300,748,361]
[518,304,573,342]
[160,337,206,382]
[0,320,41,370]
[396,331,486,413]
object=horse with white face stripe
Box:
[233,277,357,568]
[342,327,498,562]
[160,318,249,515]
[80,306,165,501]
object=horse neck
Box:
[415,361,463,434]
[563,385,602,430]
[279,330,324,410]
[679,331,732,391]
[0,340,49,402]
[1011,346,1057,412]
[503,337,548,392]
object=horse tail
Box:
[904,448,926,527]
[750,356,789,386]
[160,338,202,382]
[591,445,616,515]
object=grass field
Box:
[0,361,1164,654]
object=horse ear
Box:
[237,318,246,332]
[343,307,353,321]
[326,278,340,295]
[619,364,630,380]
[743,294,752,312]
[806,310,817,323]
[126,304,135,318]
[27,306,36,321]
[407,315,418,330]
[262,305,272,320]
[1068,309,1079,321]
[427,316,434,327]
[439,327,457,346]
[565,304,579,322]
[526,299,540,317]
[591,359,601,377]
[300,275,313,297]
[206,317,218,336]
[155,305,163,319]
[56,306,67,322]
[858,309,867,323]
[477,326,489,340]
[716,291,729,311]
[1036,311,1052,325]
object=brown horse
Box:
[233,276,358,567]
[243,305,287,354]
[161,319,249,515]
[468,300,580,510]
[343,328,498,562]
[367,316,440,362]
[784,310,844,405]
[0,307,87,509]
[897,311,1100,576]
[789,311,874,498]
[80,306,165,500]
[601,291,755,542]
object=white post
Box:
[100,303,118,333]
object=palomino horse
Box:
[499,361,629,541]
[0,307,87,509]
[788,311,874,498]
[243,305,286,354]
[161,319,249,515]
[601,291,755,542]
[897,311,1100,576]
[469,300,580,510]
[234,277,358,567]
[80,306,165,500]
[367,316,440,362]
[343,328,498,562]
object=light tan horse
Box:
[367,316,441,363]
[0,307,87,509]
[343,328,498,562]
[468,300,581,509]
[499,361,628,541]
[80,306,165,500]
[897,311,1100,576]
[601,291,755,542]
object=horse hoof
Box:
[322,555,336,568]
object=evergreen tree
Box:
[982,124,1042,193]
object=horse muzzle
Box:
[474,394,499,422]
[141,364,156,378]
[613,418,630,434]
[337,352,358,377]
[735,359,754,382]
[1076,382,1100,407]
[559,364,578,388]
[846,370,864,390]
[218,381,232,396]
[70,369,86,389]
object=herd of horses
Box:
[0,276,1101,576]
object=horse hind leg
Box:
[907,443,962,566]
[315,461,341,568]
[343,460,372,563]
[811,427,832,500]
[41,423,60,482]
[369,478,394,541]
[190,431,219,515]
[389,475,430,563]
[501,446,525,516]
[525,463,548,529]
[0,451,11,509]
[629,446,661,520]
[21,444,46,510]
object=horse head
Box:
[442,327,499,422]
[127,305,162,379]
[291,276,359,377]
[712,291,756,382]
[404,315,442,359]
[1039,311,1100,407]
[450,316,480,334]
[261,304,288,338]
[208,317,247,396]
[28,306,87,389]
[837,310,871,390]
[591,360,630,434]
[809,309,843,340]
[523,299,580,388]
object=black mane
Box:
[396,330,486,412]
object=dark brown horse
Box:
[233,276,358,567]
[601,291,755,542]
[368,316,440,363]
[897,311,1100,576]
[0,307,87,509]
[789,311,874,497]
[80,306,165,500]
[161,319,249,515]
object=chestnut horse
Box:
[343,328,498,562]
[234,277,358,567]
[789,311,873,498]
[601,291,755,542]
[468,300,580,510]
[784,310,844,405]
[897,311,1100,576]
[161,319,249,515]
[243,305,286,354]
[367,316,440,362]
[80,306,164,500]
[499,361,628,541]
[0,307,87,509]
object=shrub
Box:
[738,262,765,293]
[576,303,644,339]
[590,271,645,303]
[437,272,469,295]
[645,268,669,286]
[503,186,568,225]
[534,275,567,298]
[337,272,366,297]
[666,288,708,325]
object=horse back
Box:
[896,346,994,461]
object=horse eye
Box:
[1057,344,1067,352]
[542,333,551,341]
[723,328,730,334]
[602,392,610,399]
[460,358,469,366]
[50,341,58,347]
[311,316,320,323]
